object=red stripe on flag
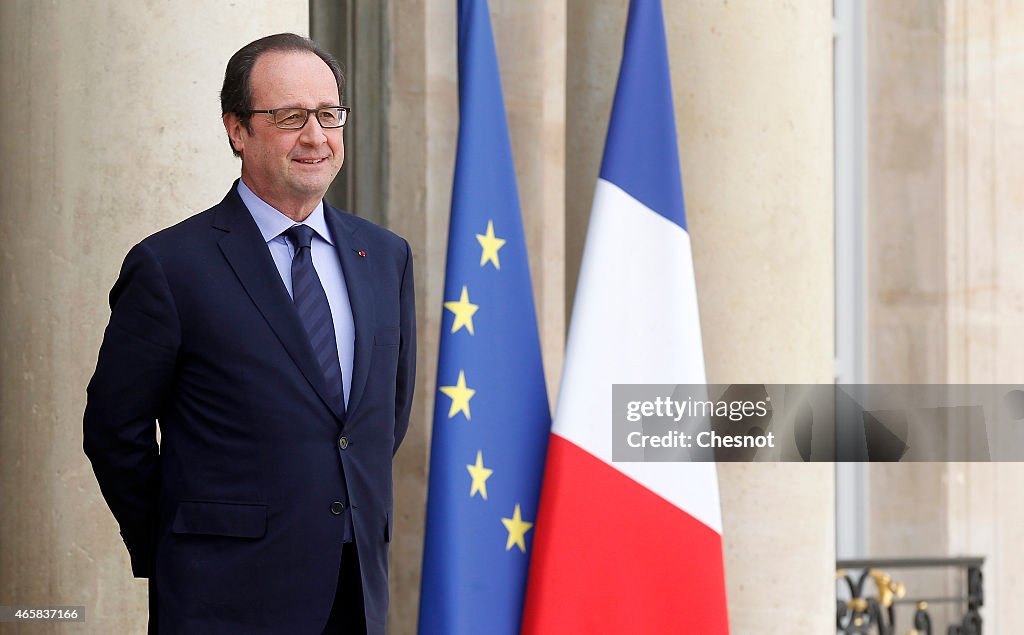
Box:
[523,434,729,634]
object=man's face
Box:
[226,50,344,212]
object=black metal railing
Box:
[836,557,983,635]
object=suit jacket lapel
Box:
[325,204,374,418]
[213,186,345,423]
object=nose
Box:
[298,113,328,146]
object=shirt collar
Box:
[236,179,333,246]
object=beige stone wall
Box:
[0,2,308,632]
[866,1,950,385]
[385,1,453,632]
[865,1,1024,632]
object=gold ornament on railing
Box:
[868,568,906,608]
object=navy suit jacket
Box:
[84,184,415,634]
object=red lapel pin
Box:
[354,249,367,258]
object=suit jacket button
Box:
[338,436,349,450]
[330,501,345,515]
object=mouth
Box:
[293,157,329,165]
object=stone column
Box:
[0,3,307,632]
[567,1,835,632]
[386,1,439,631]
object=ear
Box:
[223,112,247,155]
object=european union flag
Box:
[417,0,551,633]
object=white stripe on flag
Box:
[554,178,722,534]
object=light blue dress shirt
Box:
[237,179,355,408]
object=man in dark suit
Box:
[83,33,415,634]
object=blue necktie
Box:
[285,224,344,415]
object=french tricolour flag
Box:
[521,0,729,632]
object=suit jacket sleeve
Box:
[83,241,181,578]
[393,239,416,455]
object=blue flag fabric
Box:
[600,0,687,230]
[417,0,551,633]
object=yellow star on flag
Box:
[443,286,479,335]
[476,220,506,269]
[438,370,475,420]
[501,503,534,553]
[466,450,493,500]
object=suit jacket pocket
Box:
[170,500,267,539]
[374,327,400,346]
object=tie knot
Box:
[285,224,316,250]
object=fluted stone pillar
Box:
[0,3,307,632]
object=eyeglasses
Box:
[246,106,350,130]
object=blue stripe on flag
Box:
[598,0,688,230]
